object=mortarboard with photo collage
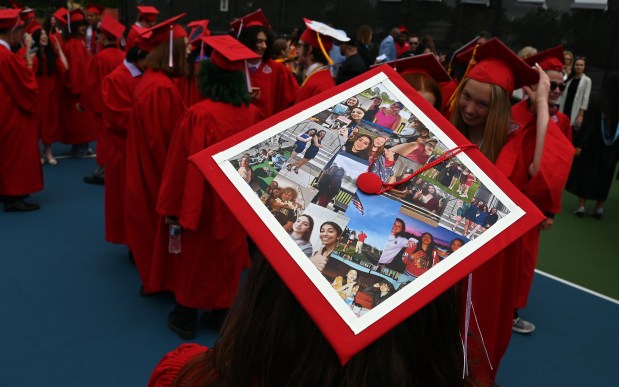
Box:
[189,65,545,364]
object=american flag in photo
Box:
[351,194,365,215]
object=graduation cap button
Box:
[356,172,383,194]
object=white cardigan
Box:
[559,74,592,125]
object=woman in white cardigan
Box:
[559,56,592,129]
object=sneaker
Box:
[167,311,197,340]
[512,317,535,334]
[76,148,96,158]
[574,207,585,218]
[4,199,40,212]
[83,174,105,185]
[592,208,604,219]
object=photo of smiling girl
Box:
[289,214,315,257]
[342,133,373,160]
[310,221,343,272]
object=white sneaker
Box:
[574,207,585,218]
[512,317,535,334]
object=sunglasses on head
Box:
[550,81,566,91]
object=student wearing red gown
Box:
[295,21,338,103]
[0,9,42,212]
[174,19,210,107]
[29,23,68,165]
[85,3,104,56]
[100,44,148,245]
[60,8,97,156]
[154,35,259,340]
[124,14,188,295]
[233,10,298,120]
[523,46,573,142]
[44,11,66,55]
[450,39,573,386]
[81,15,126,184]
[125,6,159,53]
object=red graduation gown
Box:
[0,44,42,196]
[552,110,572,143]
[248,58,299,120]
[124,70,186,293]
[61,37,96,144]
[81,46,125,165]
[467,100,574,385]
[152,100,258,309]
[101,62,142,244]
[173,71,203,108]
[295,67,335,104]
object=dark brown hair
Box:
[144,37,189,78]
[172,254,465,386]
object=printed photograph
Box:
[263,174,317,233]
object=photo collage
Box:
[230,81,510,318]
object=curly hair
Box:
[197,60,250,107]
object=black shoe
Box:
[200,309,229,332]
[4,200,40,212]
[83,174,104,185]
[168,308,198,340]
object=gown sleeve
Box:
[147,344,208,387]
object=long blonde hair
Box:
[450,78,511,163]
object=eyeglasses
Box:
[550,81,566,91]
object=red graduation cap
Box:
[201,34,260,72]
[67,8,86,24]
[23,20,41,35]
[100,15,125,41]
[138,13,187,52]
[52,8,68,25]
[131,25,150,51]
[86,3,105,15]
[523,45,564,73]
[187,19,211,45]
[0,8,22,30]
[382,53,452,83]
[136,6,159,23]
[300,18,349,65]
[9,1,33,21]
[20,9,35,22]
[186,64,546,364]
[456,38,538,94]
[230,9,271,35]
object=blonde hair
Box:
[450,78,511,163]
[517,46,537,59]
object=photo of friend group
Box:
[231,80,510,318]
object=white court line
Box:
[535,269,619,306]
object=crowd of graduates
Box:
[2,2,618,387]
